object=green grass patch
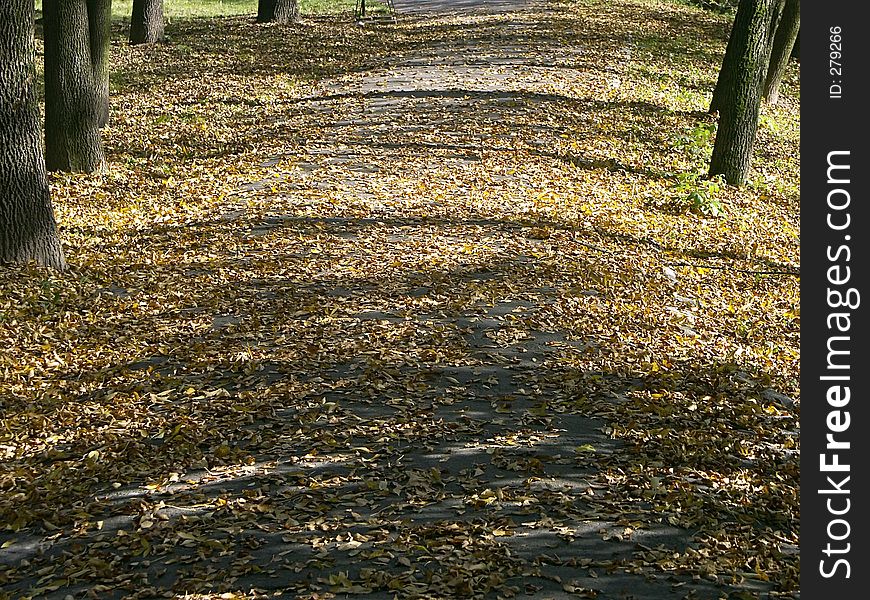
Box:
[35,0,356,20]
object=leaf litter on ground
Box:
[2,1,798,598]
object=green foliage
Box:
[672,172,726,217]
[303,0,358,14]
[667,122,725,216]
[687,176,725,216]
[672,121,716,161]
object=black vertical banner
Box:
[801,1,869,597]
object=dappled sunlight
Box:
[1,0,798,597]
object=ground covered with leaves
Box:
[1,0,799,598]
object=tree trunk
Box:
[130,0,165,45]
[0,0,66,270]
[708,0,783,185]
[709,0,784,114]
[763,0,799,105]
[708,11,739,115]
[88,0,112,127]
[257,0,299,24]
[43,0,107,173]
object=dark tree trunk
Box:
[257,0,299,24]
[0,0,66,269]
[708,0,783,186]
[43,0,107,173]
[708,10,739,115]
[763,0,799,104]
[791,28,799,58]
[88,0,112,127]
[130,0,165,45]
[709,0,784,114]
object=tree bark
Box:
[130,0,165,45]
[88,0,112,127]
[707,10,739,115]
[763,0,799,105]
[708,0,783,185]
[709,0,784,114]
[257,0,299,24]
[1,0,67,270]
[43,0,108,173]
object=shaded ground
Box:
[391,0,533,15]
[1,1,799,599]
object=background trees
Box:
[3,0,802,268]
[42,0,111,173]
[257,0,299,24]
[130,0,165,45]
[763,0,799,105]
[0,0,66,269]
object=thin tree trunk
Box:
[130,0,165,45]
[257,0,299,24]
[708,0,784,185]
[0,0,66,269]
[43,0,107,173]
[763,0,799,105]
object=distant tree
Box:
[43,0,110,172]
[257,0,299,24]
[1,0,66,269]
[708,0,783,185]
[763,0,799,105]
[130,0,165,44]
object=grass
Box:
[35,0,357,19]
